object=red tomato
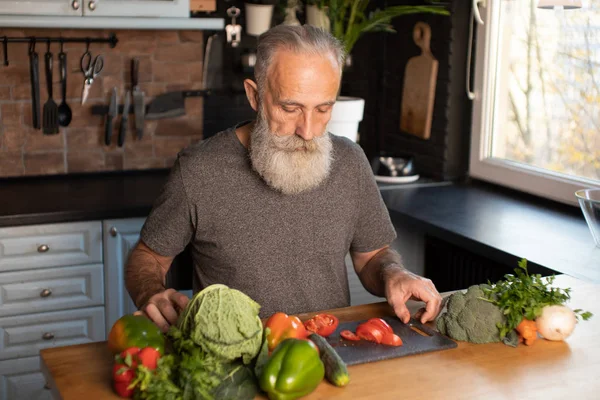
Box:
[381,332,403,347]
[114,381,134,398]
[340,330,360,341]
[138,347,161,370]
[304,314,339,337]
[118,347,140,368]
[366,318,393,335]
[112,364,134,383]
[356,323,384,344]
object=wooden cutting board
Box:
[400,22,438,140]
[325,316,457,366]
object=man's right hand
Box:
[133,288,190,333]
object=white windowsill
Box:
[0,15,224,30]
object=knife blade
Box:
[118,91,131,147]
[145,89,214,120]
[131,58,145,139]
[105,87,117,146]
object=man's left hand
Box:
[384,269,443,324]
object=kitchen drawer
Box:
[0,264,104,318]
[0,356,51,400]
[0,221,103,272]
[0,307,105,361]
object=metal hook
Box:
[46,39,51,53]
[60,38,64,53]
[2,36,8,67]
[28,37,36,54]
[85,38,90,52]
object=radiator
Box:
[424,235,557,293]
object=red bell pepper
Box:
[265,312,308,351]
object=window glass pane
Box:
[491,0,600,183]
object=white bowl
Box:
[575,189,600,248]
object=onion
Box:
[536,305,577,341]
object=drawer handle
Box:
[42,332,55,340]
[109,226,118,237]
[40,289,52,298]
[37,244,50,253]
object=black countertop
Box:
[380,180,600,283]
[2,172,598,283]
[0,170,170,227]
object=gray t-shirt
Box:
[140,123,396,317]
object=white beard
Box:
[249,112,333,195]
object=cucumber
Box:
[308,333,350,387]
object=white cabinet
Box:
[83,0,189,18]
[0,221,103,273]
[103,218,145,338]
[0,357,52,400]
[0,0,80,16]
[0,264,104,317]
[0,0,189,17]
[0,221,105,400]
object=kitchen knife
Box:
[105,87,117,146]
[118,91,131,147]
[145,89,213,120]
[131,58,145,139]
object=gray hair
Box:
[254,25,346,97]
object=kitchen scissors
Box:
[80,45,104,105]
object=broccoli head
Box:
[436,284,505,344]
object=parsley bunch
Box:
[480,258,592,338]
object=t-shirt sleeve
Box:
[140,157,195,257]
[350,147,397,253]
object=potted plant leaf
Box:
[306,0,449,142]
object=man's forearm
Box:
[125,245,168,309]
[357,248,407,297]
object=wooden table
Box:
[41,275,600,400]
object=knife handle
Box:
[105,114,113,146]
[29,51,40,130]
[118,114,128,147]
[131,58,139,88]
[182,89,212,97]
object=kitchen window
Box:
[469,0,600,206]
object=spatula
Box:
[43,49,59,135]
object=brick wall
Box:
[0,28,205,177]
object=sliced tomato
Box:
[303,314,339,338]
[356,323,384,344]
[340,330,360,341]
[381,332,403,347]
[366,318,393,335]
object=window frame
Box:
[468,0,600,207]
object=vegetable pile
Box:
[109,287,353,400]
[436,258,593,346]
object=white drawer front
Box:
[0,221,103,272]
[0,356,51,400]
[0,264,104,318]
[0,307,105,361]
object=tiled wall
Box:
[0,28,206,177]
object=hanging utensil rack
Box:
[1,33,118,66]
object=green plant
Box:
[308,0,449,56]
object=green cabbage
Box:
[177,284,263,364]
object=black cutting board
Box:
[325,316,457,366]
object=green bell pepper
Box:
[259,338,325,400]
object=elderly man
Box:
[126,24,442,332]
